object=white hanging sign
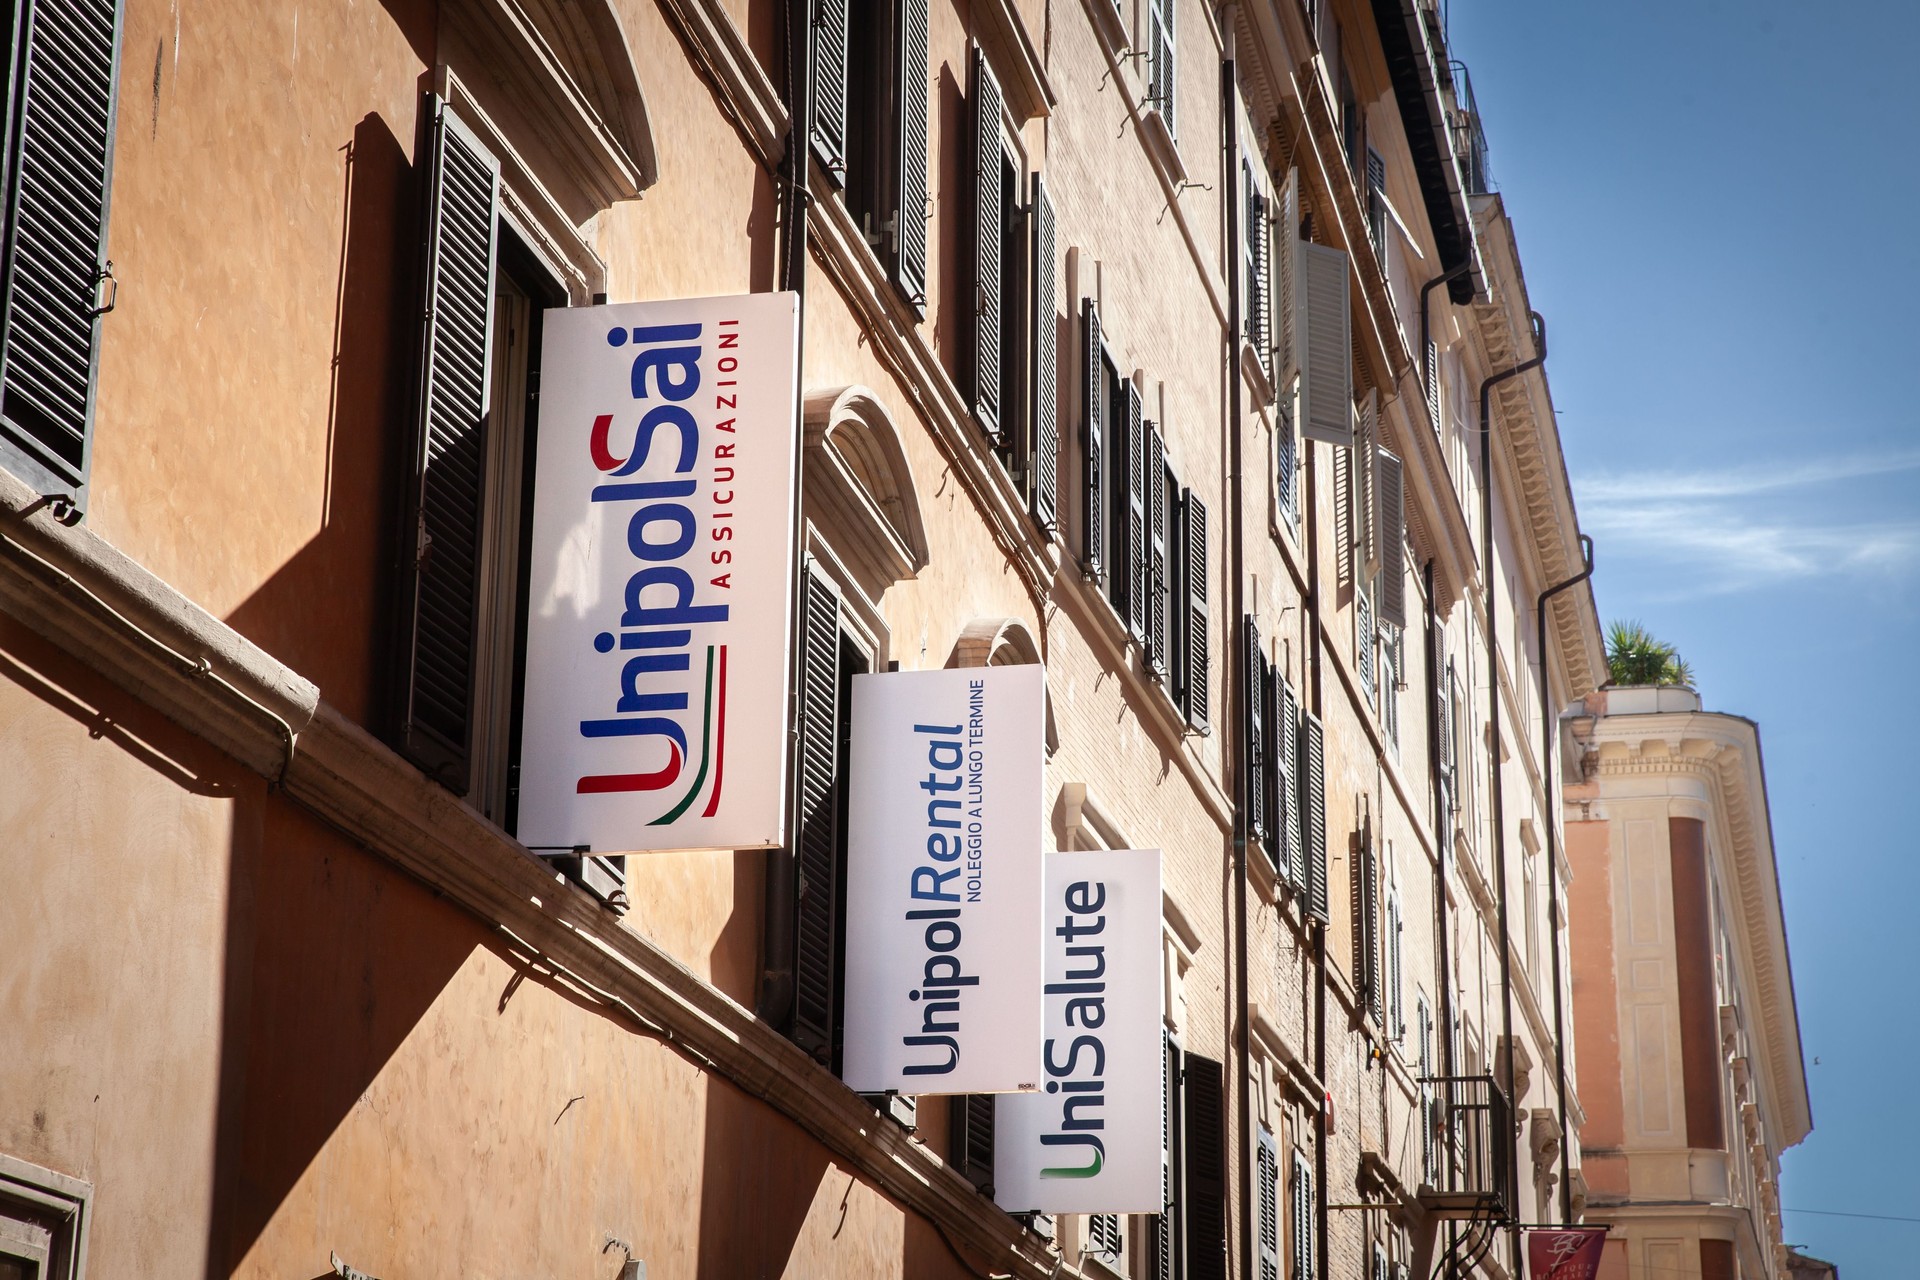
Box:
[518,294,799,853]
[841,665,1046,1095]
[995,848,1165,1214]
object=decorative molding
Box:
[975,0,1056,122]
[802,385,929,600]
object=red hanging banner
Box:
[1526,1228,1608,1280]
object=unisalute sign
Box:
[842,665,1046,1095]
[995,848,1164,1213]
[518,294,799,853]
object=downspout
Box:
[1222,45,1256,1280]
[759,0,813,1031]
[1423,557,1452,1071]
[1477,309,1544,1265]
[1304,437,1328,1280]
[1537,533,1593,1221]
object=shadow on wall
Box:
[224,109,416,730]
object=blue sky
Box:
[1445,0,1920,1271]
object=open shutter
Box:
[395,102,501,788]
[891,0,930,311]
[1424,339,1440,433]
[1276,417,1297,529]
[1030,173,1059,528]
[1356,389,1378,577]
[1082,300,1105,580]
[792,564,843,1059]
[969,46,1004,440]
[1290,1151,1315,1280]
[810,0,849,180]
[951,1093,996,1195]
[1183,1053,1227,1280]
[1123,383,1146,639]
[1256,1128,1282,1280]
[1354,827,1379,1022]
[1365,147,1386,250]
[1148,0,1176,134]
[1261,662,1282,866]
[1245,163,1271,380]
[1275,167,1298,386]
[1296,242,1352,446]
[1445,659,1462,819]
[1243,618,1268,851]
[1178,488,1209,730]
[1302,712,1328,922]
[1434,626,1454,818]
[1388,890,1404,1038]
[0,0,125,503]
[1357,587,1375,708]
[1376,449,1406,628]
[1147,424,1170,675]
[1276,676,1302,889]
[1154,1031,1184,1280]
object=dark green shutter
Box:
[1113,379,1145,636]
[1277,676,1302,888]
[1178,488,1208,730]
[1303,712,1328,922]
[1153,1031,1183,1280]
[0,0,124,503]
[1030,173,1058,528]
[968,46,1003,440]
[891,0,929,312]
[1082,301,1105,580]
[1256,1127,1281,1280]
[1146,424,1169,676]
[810,0,849,181]
[396,101,501,787]
[951,1093,996,1195]
[1261,662,1283,867]
[1182,1052,1227,1280]
[1243,617,1267,852]
[1354,827,1379,1023]
[792,564,844,1059]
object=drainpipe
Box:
[759,0,813,1031]
[1303,434,1328,1280]
[1222,46,1256,1280]
[1537,533,1593,1221]
[1477,309,1544,1267]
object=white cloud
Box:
[1578,450,1920,502]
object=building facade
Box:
[0,0,1610,1277]
[1566,687,1811,1280]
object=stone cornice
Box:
[0,469,1074,1280]
[1587,710,1812,1149]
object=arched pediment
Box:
[441,0,659,220]
[803,386,929,604]
[950,618,1057,756]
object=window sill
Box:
[1139,107,1187,188]
[1239,337,1276,408]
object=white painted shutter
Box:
[1275,167,1299,388]
[1376,448,1406,628]
[1356,388,1378,577]
[1296,241,1352,445]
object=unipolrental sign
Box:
[996,848,1165,1214]
[518,294,799,854]
[841,665,1046,1096]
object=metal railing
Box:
[1446,62,1493,195]
[1419,1074,1513,1219]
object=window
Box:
[1244,618,1269,859]
[0,1153,90,1279]
[1147,0,1176,137]
[819,0,929,313]
[1289,1148,1315,1280]
[1416,992,1439,1186]
[1255,1127,1281,1280]
[1244,160,1272,378]
[1145,1040,1227,1280]
[1268,668,1303,891]
[1364,147,1387,254]
[1275,416,1298,534]
[1087,1212,1125,1270]
[1385,880,1404,1040]
[1301,712,1328,922]
[0,0,125,509]
[1356,586,1376,710]
[1353,825,1380,1024]
[1149,1033,1184,1279]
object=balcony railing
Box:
[1446,62,1493,195]
[1418,1074,1513,1220]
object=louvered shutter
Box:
[1290,1151,1315,1280]
[1261,662,1282,866]
[1376,449,1406,628]
[1246,164,1271,381]
[1365,148,1386,251]
[0,0,125,502]
[1082,300,1105,580]
[1149,0,1176,135]
[1124,383,1147,639]
[1434,627,1455,819]
[1256,1128,1282,1280]
[1147,424,1169,674]
[1155,1031,1183,1280]
[1388,891,1404,1038]
[1030,174,1058,528]
[1417,995,1437,1184]
[1179,488,1210,730]
[1423,339,1440,433]
[1446,659,1462,819]
[395,102,501,787]
[1243,618,1267,851]
[1183,1053,1227,1280]
[810,0,849,181]
[891,0,930,311]
[1358,588,1376,709]
[1275,168,1298,387]
[1302,713,1328,922]
[1296,243,1352,446]
[969,46,1004,441]
[951,1093,996,1195]
[1088,1214,1123,1262]
[792,564,844,1058]
[1356,389,1378,577]
[1355,830,1380,1023]
[1277,677,1302,889]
